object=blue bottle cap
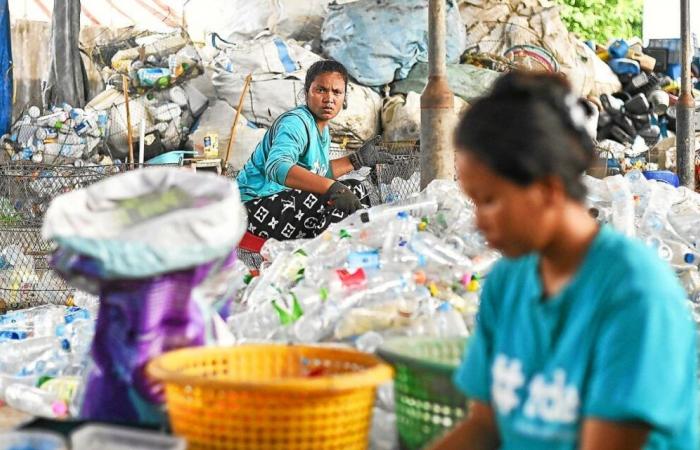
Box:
[438,302,452,313]
[684,253,696,264]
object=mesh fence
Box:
[0,163,117,310]
[0,227,72,312]
[0,163,116,227]
[373,141,421,204]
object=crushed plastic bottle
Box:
[4,383,68,418]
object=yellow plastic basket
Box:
[147,344,394,450]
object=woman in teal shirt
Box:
[237,60,393,240]
[431,72,697,449]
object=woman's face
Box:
[306,71,346,123]
[456,151,560,258]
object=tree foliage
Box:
[553,0,644,43]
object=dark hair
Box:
[304,59,349,95]
[454,71,596,200]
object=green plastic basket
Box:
[378,337,469,450]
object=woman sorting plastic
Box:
[430,72,697,450]
[236,60,393,240]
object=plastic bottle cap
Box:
[428,282,439,297]
[413,270,427,285]
[360,212,370,223]
[685,253,696,264]
[51,400,68,417]
[397,211,409,219]
[468,280,480,292]
[461,273,472,287]
[437,302,452,313]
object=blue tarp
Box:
[321,0,467,87]
[0,0,11,135]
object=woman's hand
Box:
[349,135,395,169]
[325,181,362,214]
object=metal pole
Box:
[677,0,696,190]
[420,0,455,189]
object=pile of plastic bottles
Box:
[2,103,111,166]
[228,180,499,352]
[0,293,97,419]
[585,170,700,300]
[103,34,207,154]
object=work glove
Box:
[348,135,395,170]
[325,181,362,214]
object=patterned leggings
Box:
[244,179,371,241]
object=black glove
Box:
[348,135,395,170]
[325,181,362,214]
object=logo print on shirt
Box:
[491,355,525,414]
[303,194,318,209]
[253,206,269,223]
[281,223,296,238]
[281,197,296,215]
[523,370,579,424]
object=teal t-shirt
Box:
[455,225,698,449]
[237,106,332,202]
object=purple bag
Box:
[51,249,240,423]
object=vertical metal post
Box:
[420,0,455,189]
[677,0,696,190]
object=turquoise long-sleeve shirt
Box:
[237,106,332,202]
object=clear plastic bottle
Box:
[0,337,62,375]
[370,406,399,450]
[605,175,635,236]
[434,302,469,338]
[355,197,438,224]
[381,212,417,254]
[646,235,699,269]
[4,383,68,418]
[355,331,384,353]
[292,300,342,343]
[409,232,471,268]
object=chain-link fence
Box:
[0,163,125,310]
[0,227,72,312]
[0,163,115,227]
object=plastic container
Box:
[643,170,680,187]
[0,430,66,450]
[378,337,468,450]
[145,150,195,165]
[147,344,393,450]
[71,424,185,450]
[608,58,641,76]
[608,39,629,59]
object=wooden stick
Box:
[224,73,253,168]
[122,75,135,169]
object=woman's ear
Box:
[537,175,567,207]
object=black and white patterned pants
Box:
[244,179,370,241]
